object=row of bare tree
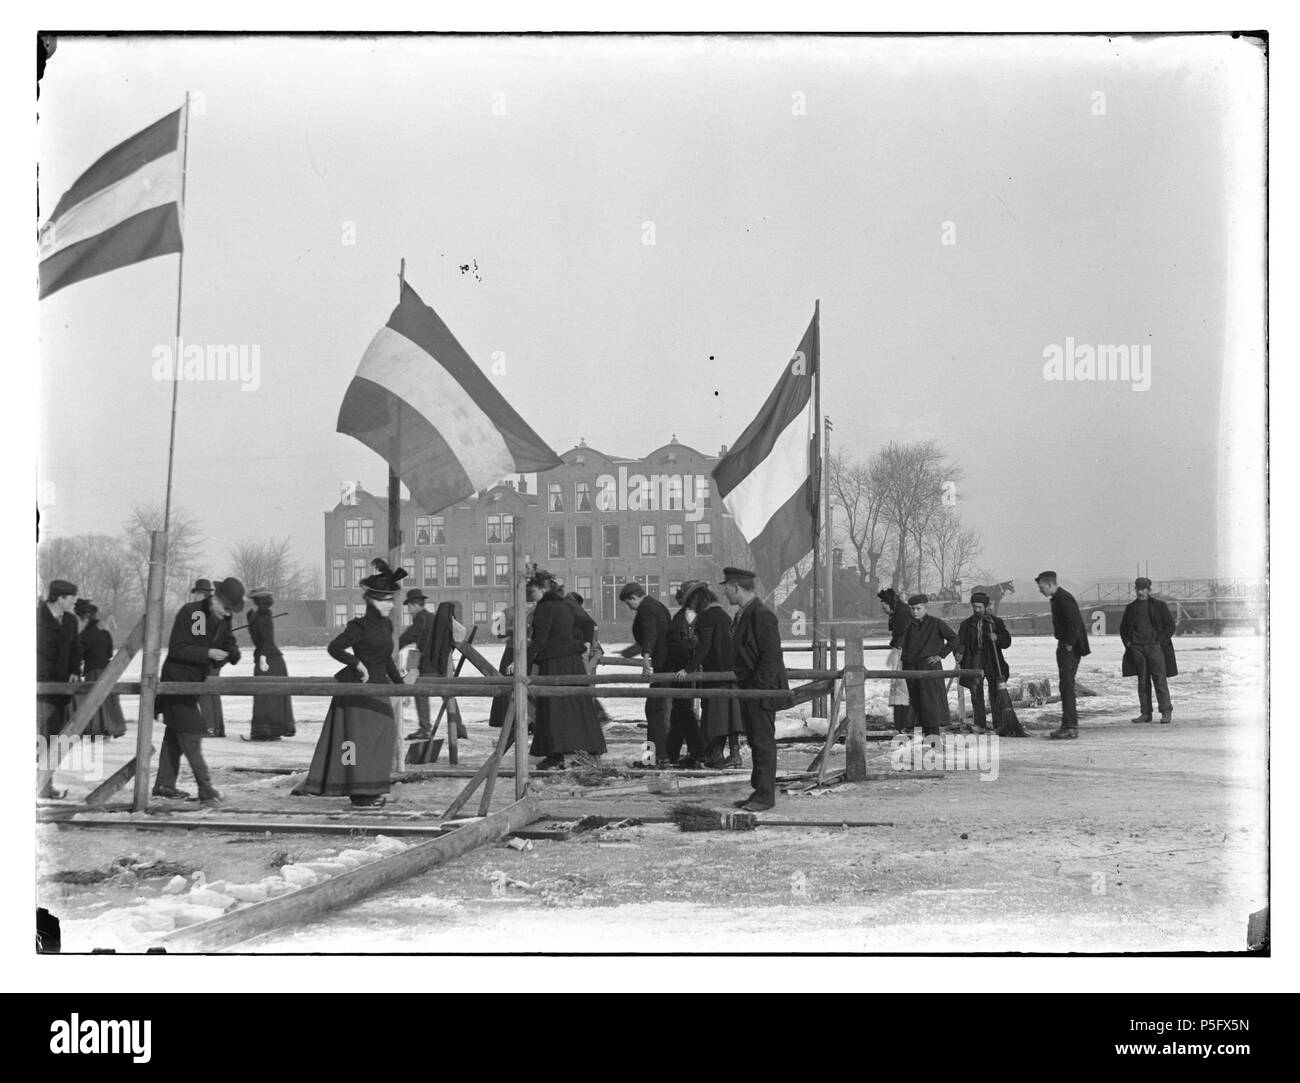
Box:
[37,504,321,629]
[814,439,986,604]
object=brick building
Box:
[323,437,752,636]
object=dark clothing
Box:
[295,607,401,801]
[249,607,295,739]
[1120,597,1178,677]
[662,608,706,762]
[37,604,83,737]
[902,614,958,734]
[79,624,113,673]
[1048,587,1089,730]
[887,602,912,650]
[627,595,671,670]
[1129,600,1156,645]
[527,594,605,757]
[1056,645,1081,727]
[399,608,435,665]
[957,613,1012,731]
[732,598,789,806]
[156,600,239,736]
[1120,596,1177,716]
[1049,587,1091,656]
[566,597,598,653]
[155,729,215,798]
[688,605,741,741]
[77,624,127,738]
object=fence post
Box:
[131,530,168,812]
[513,522,529,800]
[844,635,867,781]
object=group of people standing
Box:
[877,571,1177,740]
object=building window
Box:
[354,603,366,620]
[487,515,504,543]
[473,555,488,585]
[344,518,360,547]
[473,600,489,624]
[575,575,592,601]
[415,516,431,546]
[352,558,367,586]
[359,519,375,546]
[549,526,566,559]
[431,517,446,544]
[640,524,657,557]
[695,477,712,509]
[575,481,592,512]
[669,580,682,601]
[502,515,514,541]
[445,556,460,586]
[402,610,413,628]
[548,483,564,513]
[331,559,346,588]
[423,556,438,586]
[695,522,712,555]
[333,604,348,628]
[603,525,620,558]
[666,476,684,510]
[495,555,510,585]
[667,523,685,556]
[636,574,661,599]
[575,525,592,558]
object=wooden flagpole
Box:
[811,299,823,716]
[162,92,191,536]
[513,520,529,799]
[390,258,406,773]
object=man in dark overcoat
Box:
[1035,570,1091,739]
[399,588,436,738]
[619,581,672,765]
[723,567,790,812]
[1120,577,1178,724]
[900,594,959,736]
[37,579,82,798]
[152,577,243,803]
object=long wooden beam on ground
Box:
[160,796,542,951]
[39,815,464,837]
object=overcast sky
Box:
[36,33,1267,594]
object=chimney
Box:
[517,475,528,493]
[719,444,728,455]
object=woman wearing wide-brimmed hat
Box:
[294,559,405,807]
[505,569,605,769]
[678,580,742,768]
[246,588,296,741]
[76,600,126,738]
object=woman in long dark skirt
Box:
[679,581,742,768]
[293,560,406,807]
[76,601,126,738]
[507,571,605,769]
[663,583,708,766]
[246,589,296,740]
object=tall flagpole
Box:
[811,299,822,712]
[390,259,406,772]
[162,92,192,536]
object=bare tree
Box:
[924,507,983,596]
[123,504,206,613]
[875,440,961,593]
[227,537,317,599]
[829,451,892,603]
[38,534,141,625]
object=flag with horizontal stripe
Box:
[39,108,184,299]
[338,281,563,516]
[711,308,819,590]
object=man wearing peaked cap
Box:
[190,578,213,599]
[152,577,244,803]
[1121,577,1177,724]
[719,567,757,587]
[900,593,959,736]
[1035,570,1090,739]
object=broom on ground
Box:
[669,802,758,832]
[994,684,1027,738]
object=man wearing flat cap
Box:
[152,577,244,803]
[957,591,1013,734]
[618,580,673,765]
[900,594,960,736]
[722,567,790,812]
[37,579,82,798]
[1035,571,1091,739]
[1120,577,1177,724]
